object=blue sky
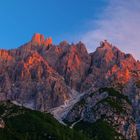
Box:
[0,0,140,59]
[0,0,107,47]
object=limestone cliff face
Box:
[1,34,140,139]
[0,34,71,110]
[0,34,91,110]
[0,35,140,111]
[56,42,91,91]
[81,41,140,91]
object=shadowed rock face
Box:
[56,42,91,91]
[38,40,91,91]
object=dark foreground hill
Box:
[0,101,90,140]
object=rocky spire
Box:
[31,33,52,46]
[100,40,112,49]
[44,37,53,46]
[31,33,45,45]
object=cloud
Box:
[81,0,140,60]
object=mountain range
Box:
[0,33,140,140]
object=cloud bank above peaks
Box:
[81,0,140,60]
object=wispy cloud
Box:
[81,0,140,60]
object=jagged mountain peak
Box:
[0,34,140,139]
[0,49,13,61]
[92,40,137,66]
[31,33,45,44]
[31,33,52,46]
[99,40,113,49]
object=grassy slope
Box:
[0,88,130,140]
[74,120,125,140]
[0,101,90,140]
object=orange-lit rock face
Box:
[57,43,91,91]
[31,33,45,45]
[67,46,82,70]
[0,50,13,61]
[1,34,140,113]
[81,40,140,90]
[109,67,131,84]
[44,37,52,46]
[24,52,54,75]
[31,33,52,46]
[125,69,130,80]
[100,40,112,49]
[26,53,44,66]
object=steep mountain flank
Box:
[64,88,137,140]
[82,41,140,90]
[0,34,140,139]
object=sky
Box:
[0,0,140,59]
